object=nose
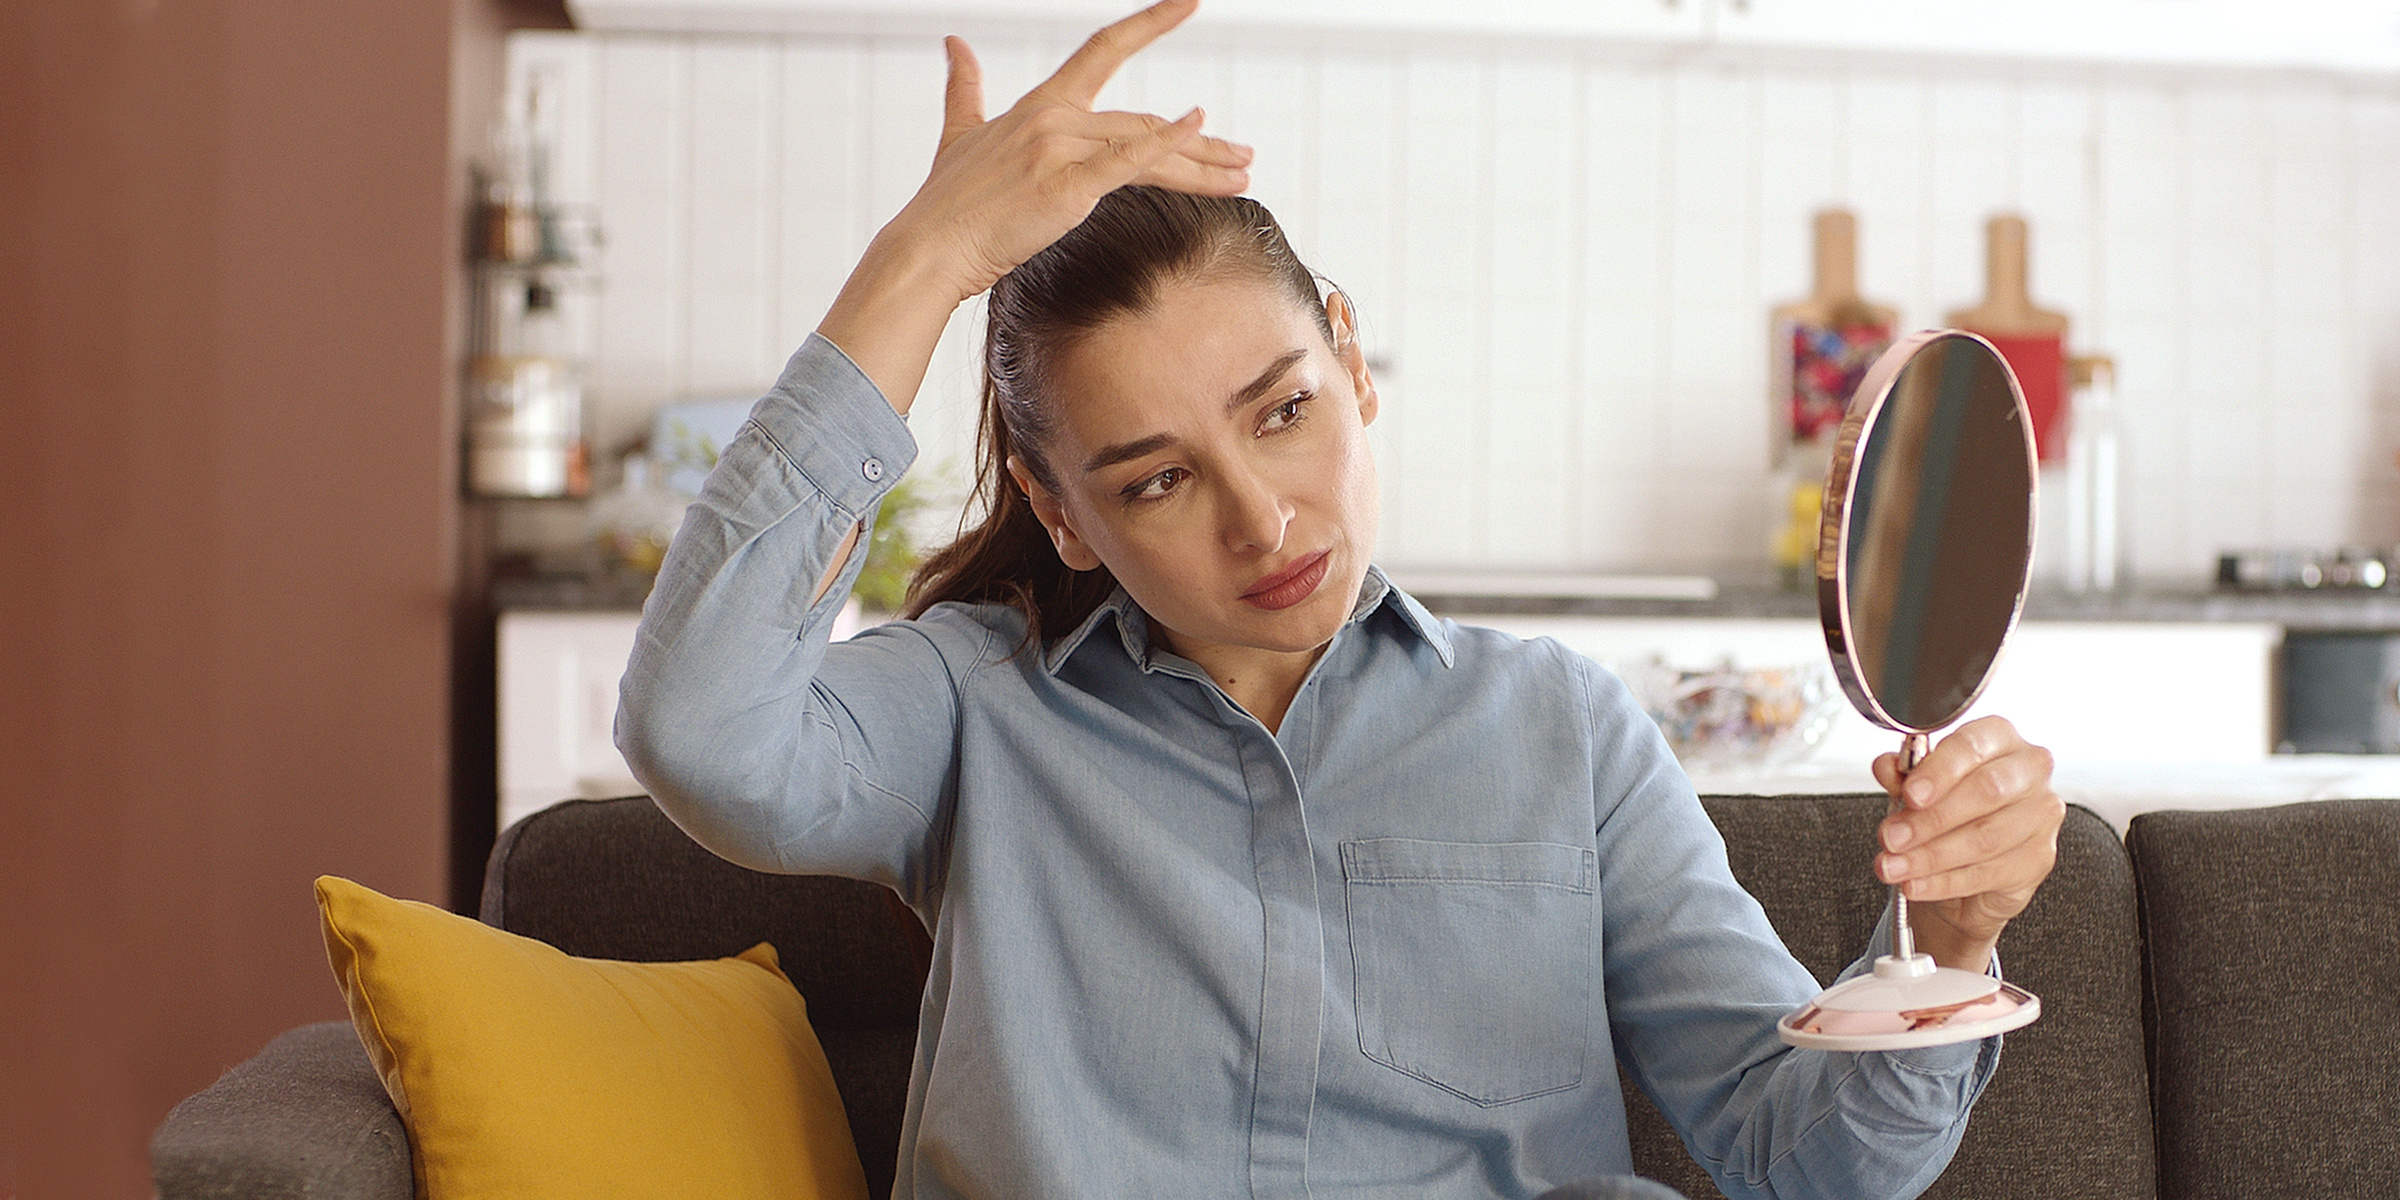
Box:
[1217,459,1291,555]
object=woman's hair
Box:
[902,185,1336,642]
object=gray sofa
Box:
[152,793,2400,1200]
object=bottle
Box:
[1770,439,1832,591]
[2061,356,2122,593]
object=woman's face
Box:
[1013,272,1381,669]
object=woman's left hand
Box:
[1869,715,2064,971]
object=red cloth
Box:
[1977,332,2068,462]
[1788,320,1893,443]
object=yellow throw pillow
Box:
[315,875,870,1200]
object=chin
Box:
[1258,561,1365,645]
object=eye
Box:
[1260,391,1313,435]
[1123,465,1189,504]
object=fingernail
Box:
[1884,822,1914,852]
[1878,854,1905,883]
[1905,779,1931,807]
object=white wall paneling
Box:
[507,23,2400,580]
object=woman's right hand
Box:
[818,0,1253,412]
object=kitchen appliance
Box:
[2219,546,2395,591]
[2281,632,2400,753]
[465,64,592,500]
[467,278,588,498]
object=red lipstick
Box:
[1241,550,1330,611]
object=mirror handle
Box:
[1892,731,1932,962]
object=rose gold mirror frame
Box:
[1816,328,2040,737]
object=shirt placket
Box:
[1233,719,1321,1200]
[1133,624,1350,1200]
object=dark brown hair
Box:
[902,185,1334,642]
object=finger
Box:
[1076,105,1206,187]
[1893,714,2026,809]
[942,36,986,140]
[1881,740,2054,855]
[1039,0,1199,108]
[1077,111,1254,166]
[1067,111,1252,192]
[1179,130,1254,168]
[1131,151,1251,196]
[1870,751,1903,799]
[1879,783,2063,897]
[1886,815,2059,915]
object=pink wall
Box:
[0,0,553,1192]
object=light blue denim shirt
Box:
[616,335,1998,1200]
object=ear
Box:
[1006,454,1104,573]
[1325,290,1379,427]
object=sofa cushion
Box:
[1623,794,2155,1200]
[2128,798,2400,1200]
[317,874,869,1200]
[479,796,928,1198]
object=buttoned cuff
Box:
[740,332,919,523]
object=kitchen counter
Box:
[493,571,657,612]
[496,569,2400,629]
[1405,579,2400,630]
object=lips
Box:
[1241,549,1331,611]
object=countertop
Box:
[1405,580,2400,629]
[495,569,2400,630]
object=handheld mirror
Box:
[1778,329,2045,1051]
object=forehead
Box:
[1045,274,1327,440]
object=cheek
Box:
[1327,429,1381,529]
[1067,501,1201,585]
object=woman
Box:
[616,3,2065,1197]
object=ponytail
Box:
[901,375,1119,642]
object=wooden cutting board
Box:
[1946,214,2070,462]
[1772,209,1897,455]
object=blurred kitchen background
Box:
[494,3,2400,584]
[477,0,2400,834]
[11,2,2400,1196]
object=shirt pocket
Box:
[1339,837,1598,1107]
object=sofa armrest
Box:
[152,1020,413,1200]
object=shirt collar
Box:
[1041,564,1454,675]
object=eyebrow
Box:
[1079,348,1311,476]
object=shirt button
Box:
[862,458,884,481]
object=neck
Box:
[1165,636,1326,735]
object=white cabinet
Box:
[564,0,1709,45]
[1710,0,2400,74]
[1457,610,2400,833]
[565,0,2400,75]
[1462,613,2284,772]
[497,610,644,831]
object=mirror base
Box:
[1777,963,2040,1051]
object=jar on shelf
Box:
[467,277,588,499]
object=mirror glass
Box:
[1821,331,2037,734]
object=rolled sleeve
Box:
[616,333,957,894]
